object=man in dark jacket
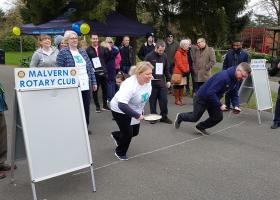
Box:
[145,41,172,124]
[86,34,111,112]
[119,36,135,75]
[269,59,280,129]
[223,40,249,110]
[138,32,156,61]
[174,62,251,135]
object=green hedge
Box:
[247,50,273,63]
[0,36,36,51]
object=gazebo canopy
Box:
[20,12,153,37]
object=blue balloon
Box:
[72,23,81,34]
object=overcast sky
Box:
[0,0,15,12]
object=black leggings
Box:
[111,111,140,156]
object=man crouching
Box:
[174,62,251,135]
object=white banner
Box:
[15,67,78,91]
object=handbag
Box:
[171,74,182,84]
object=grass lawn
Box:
[5,51,33,66]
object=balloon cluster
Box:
[72,23,91,35]
[12,26,21,36]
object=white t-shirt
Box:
[70,50,89,91]
[110,75,152,115]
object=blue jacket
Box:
[223,49,249,70]
[0,83,8,112]
[197,66,240,108]
[56,47,97,86]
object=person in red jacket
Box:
[172,39,190,105]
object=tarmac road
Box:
[0,65,280,200]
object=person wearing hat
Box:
[137,32,156,61]
[54,35,67,50]
[165,31,179,75]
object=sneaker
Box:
[271,122,279,129]
[96,108,101,113]
[114,152,128,161]
[160,117,173,124]
[174,113,182,129]
[111,134,118,146]
[195,126,209,136]
[101,106,110,111]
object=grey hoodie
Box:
[29,46,59,68]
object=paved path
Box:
[0,65,279,200]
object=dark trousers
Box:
[274,85,280,124]
[107,80,116,101]
[0,112,7,163]
[193,82,204,93]
[180,95,223,130]
[185,70,195,92]
[111,111,140,156]
[120,65,131,75]
[82,90,91,126]
[92,74,108,108]
[149,86,168,118]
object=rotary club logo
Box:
[18,71,25,78]
[70,69,77,76]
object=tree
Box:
[19,0,250,48]
[251,14,277,27]
[250,0,280,55]
[251,0,280,25]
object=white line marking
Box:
[73,121,245,176]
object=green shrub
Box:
[2,36,36,51]
[215,50,228,63]
[215,50,222,62]
[247,49,273,63]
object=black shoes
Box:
[160,117,172,124]
[195,126,209,136]
[0,163,17,171]
[174,113,182,129]
[271,122,280,129]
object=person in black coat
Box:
[144,41,172,124]
[86,34,112,112]
[138,32,156,61]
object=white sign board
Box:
[14,67,96,200]
[250,59,273,111]
[239,59,273,124]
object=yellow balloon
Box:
[80,23,90,35]
[12,26,21,36]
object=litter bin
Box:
[0,49,5,64]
